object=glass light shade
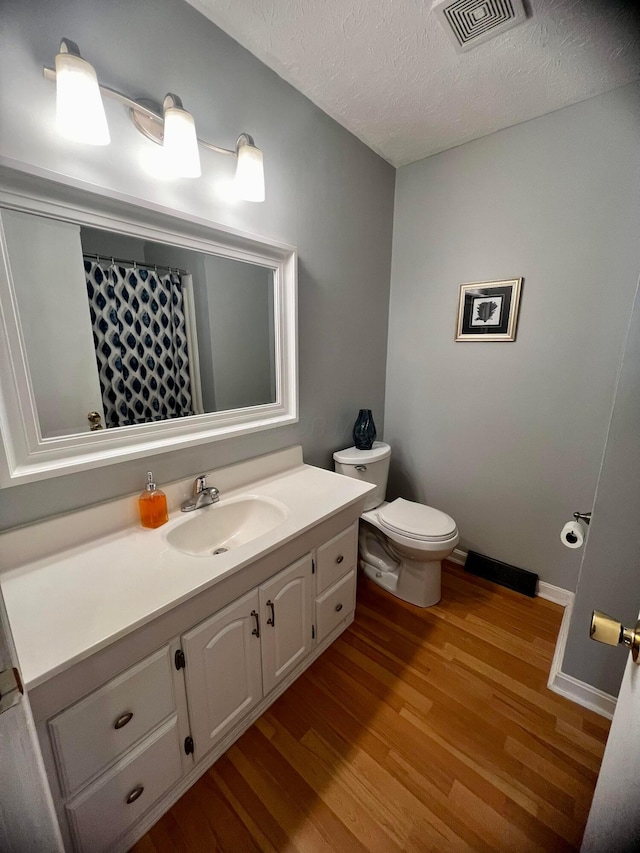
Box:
[235,143,265,202]
[162,104,201,178]
[54,51,110,145]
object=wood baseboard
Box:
[537,581,574,606]
[448,548,467,566]
[548,670,616,719]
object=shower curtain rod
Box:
[83,253,189,276]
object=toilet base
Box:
[358,524,442,608]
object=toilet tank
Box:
[333,441,391,511]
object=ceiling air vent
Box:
[432,0,527,52]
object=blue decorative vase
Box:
[353,409,376,450]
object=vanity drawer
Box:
[49,645,176,795]
[316,570,356,642]
[66,715,182,853]
[316,524,357,594]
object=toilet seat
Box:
[378,498,457,542]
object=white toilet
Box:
[333,441,459,607]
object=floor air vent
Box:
[464,550,538,597]
[432,0,527,52]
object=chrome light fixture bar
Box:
[44,39,265,201]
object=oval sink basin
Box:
[165,495,289,557]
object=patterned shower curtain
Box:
[85,260,194,428]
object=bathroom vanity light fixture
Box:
[44,38,265,201]
[54,39,110,145]
[160,94,201,179]
[234,134,265,203]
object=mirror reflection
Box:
[0,208,276,439]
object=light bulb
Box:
[162,94,201,178]
[54,41,109,145]
[234,136,265,202]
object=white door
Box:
[0,593,63,852]
[0,209,104,435]
[181,588,263,762]
[582,612,640,851]
[259,554,314,695]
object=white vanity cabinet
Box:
[48,646,179,796]
[181,553,314,762]
[48,644,190,853]
[315,525,358,642]
[65,718,183,853]
[22,512,358,853]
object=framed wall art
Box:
[456,278,523,342]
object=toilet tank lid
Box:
[333,441,391,465]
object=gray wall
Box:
[81,228,148,262]
[562,276,640,696]
[204,255,274,411]
[386,82,640,590]
[0,0,394,529]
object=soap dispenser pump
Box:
[139,471,169,529]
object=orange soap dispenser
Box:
[139,471,169,529]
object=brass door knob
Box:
[590,610,640,663]
[87,411,103,430]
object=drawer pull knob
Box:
[335,603,343,612]
[126,785,144,805]
[336,555,344,564]
[114,712,134,730]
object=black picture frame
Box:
[456,278,523,341]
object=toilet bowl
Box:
[333,442,459,607]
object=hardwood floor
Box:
[132,563,610,852]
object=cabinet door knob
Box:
[336,555,344,564]
[335,603,343,613]
[114,712,134,730]
[125,785,144,805]
[267,599,275,627]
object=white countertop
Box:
[0,448,373,689]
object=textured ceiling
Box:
[185,0,640,167]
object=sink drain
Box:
[212,547,229,555]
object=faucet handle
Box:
[193,475,207,495]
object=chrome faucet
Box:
[180,475,220,512]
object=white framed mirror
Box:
[0,167,297,486]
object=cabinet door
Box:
[182,589,262,762]
[259,554,314,695]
